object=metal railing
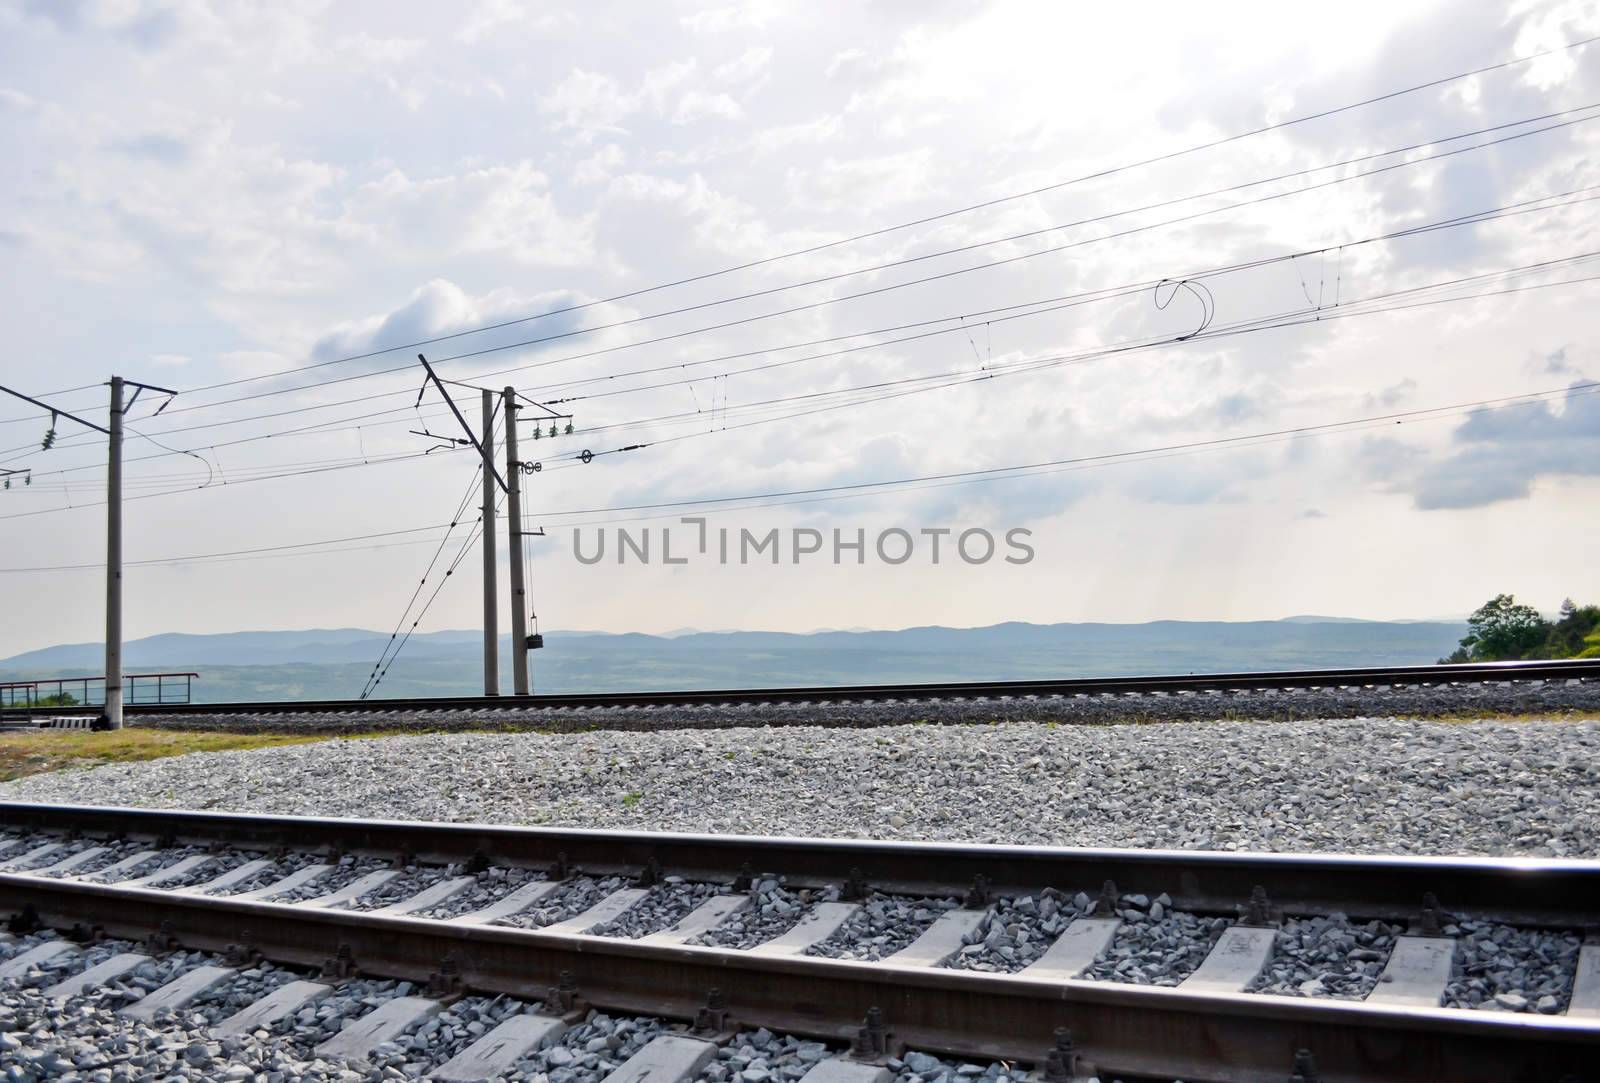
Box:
[0,672,200,720]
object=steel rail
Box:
[1,865,1597,1082]
[3,802,1598,929]
[26,657,1600,719]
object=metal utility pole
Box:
[0,376,173,730]
[503,388,530,695]
[480,389,499,696]
[105,377,124,729]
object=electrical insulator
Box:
[548,422,557,438]
[41,427,56,450]
[565,422,573,434]
[532,426,541,439]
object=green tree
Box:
[1546,598,1600,657]
[1455,593,1549,661]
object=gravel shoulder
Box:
[1,718,1597,856]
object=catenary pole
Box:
[503,388,530,695]
[481,389,499,696]
[104,377,124,729]
[0,376,169,730]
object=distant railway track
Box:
[21,657,1600,722]
[1,802,1598,1082]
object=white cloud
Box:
[674,90,743,125]
[337,33,424,65]
[455,0,574,43]
[149,353,190,366]
[350,163,597,268]
[0,88,39,111]
[714,46,773,84]
[681,2,777,34]
[538,69,636,133]
[574,143,626,185]
[751,114,840,153]
[825,48,866,78]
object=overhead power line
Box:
[13,108,1593,471]
[9,380,1594,568]
[0,524,455,573]
[524,381,1600,526]
[111,104,1600,425]
[122,30,1600,400]
[5,247,1594,516]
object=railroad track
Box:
[18,657,1600,724]
[1,803,1597,1081]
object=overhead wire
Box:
[361,404,502,697]
[106,104,1600,425]
[0,524,457,573]
[92,30,1600,402]
[6,249,1598,510]
[10,165,1596,483]
[523,381,1600,526]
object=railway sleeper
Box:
[4,832,1598,1019]
[0,927,1348,1082]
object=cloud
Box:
[456,0,574,43]
[539,60,723,136]
[306,278,612,381]
[104,131,192,164]
[714,46,773,84]
[149,353,190,366]
[20,0,185,50]
[681,3,776,33]
[538,69,636,133]
[1296,507,1327,519]
[1406,384,1600,509]
[0,88,38,112]
[338,33,424,65]
[350,163,597,268]
[674,90,743,125]
[750,114,840,153]
[1364,378,1417,410]
[826,49,867,78]
[1541,347,1573,375]
[574,144,626,185]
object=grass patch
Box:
[0,725,527,784]
[0,728,398,783]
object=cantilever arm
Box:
[415,354,508,492]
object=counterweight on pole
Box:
[481,389,500,696]
[504,388,530,695]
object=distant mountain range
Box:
[0,618,1470,703]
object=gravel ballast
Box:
[4,719,1596,856]
[492,875,630,930]
[1440,920,1584,1012]
[947,889,1086,973]
[121,678,1600,734]
[1247,914,1404,999]
[691,881,841,949]
[589,878,728,939]
[805,893,960,961]
[1084,898,1231,986]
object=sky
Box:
[1,0,1598,660]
